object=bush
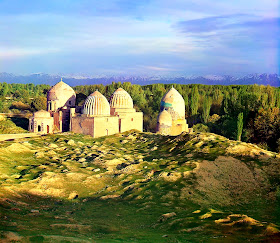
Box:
[193,123,210,133]
[31,97,47,111]
[10,101,30,111]
[257,142,269,151]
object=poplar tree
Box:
[190,86,199,116]
[237,112,243,141]
[201,96,212,123]
[190,86,199,124]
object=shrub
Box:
[193,123,210,133]
[10,101,30,111]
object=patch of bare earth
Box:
[180,156,268,206]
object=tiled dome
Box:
[109,88,133,109]
[160,87,185,120]
[83,91,110,116]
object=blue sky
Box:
[0,0,279,76]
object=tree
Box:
[0,82,9,97]
[201,96,211,123]
[252,107,280,150]
[31,97,47,111]
[189,86,199,125]
[237,112,243,141]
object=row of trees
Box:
[1,81,279,151]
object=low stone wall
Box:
[0,133,41,142]
[0,113,31,118]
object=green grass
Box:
[0,131,280,242]
[0,117,28,134]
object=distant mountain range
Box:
[0,72,279,86]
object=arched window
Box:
[38,125,41,132]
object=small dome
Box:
[109,88,133,109]
[83,91,110,116]
[33,110,51,118]
[157,110,172,126]
[160,87,185,119]
[47,80,76,109]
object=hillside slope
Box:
[0,131,280,242]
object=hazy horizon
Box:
[0,0,279,76]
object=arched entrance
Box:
[47,125,50,134]
[38,125,41,132]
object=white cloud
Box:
[0,47,60,58]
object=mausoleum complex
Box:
[29,80,191,137]
[29,80,143,137]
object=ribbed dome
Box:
[47,80,76,111]
[109,88,133,109]
[158,110,172,126]
[83,91,110,116]
[160,87,185,119]
[33,110,51,118]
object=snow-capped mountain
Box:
[0,72,279,86]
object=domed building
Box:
[70,88,143,138]
[29,110,54,134]
[29,80,143,138]
[109,88,143,133]
[109,88,133,109]
[157,110,172,135]
[45,78,77,132]
[47,79,76,112]
[83,91,111,116]
[157,87,190,135]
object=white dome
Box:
[33,110,51,118]
[109,88,133,109]
[160,87,185,120]
[158,110,172,126]
[83,91,110,116]
[47,80,76,110]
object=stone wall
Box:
[71,116,94,137]
[119,112,143,133]
[170,119,188,136]
[71,116,119,138]
[93,116,119,138]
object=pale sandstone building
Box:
[29,110,54,134]
[29,80,143,137]
[157,87,191,135]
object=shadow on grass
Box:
[10,117,29,130]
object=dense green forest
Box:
[0,81,280,152]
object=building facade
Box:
[157,87,191,135]
[29,110,54,134]
[29,80,143,137]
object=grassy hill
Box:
[0,116,28,134]
[0,131,280,242]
